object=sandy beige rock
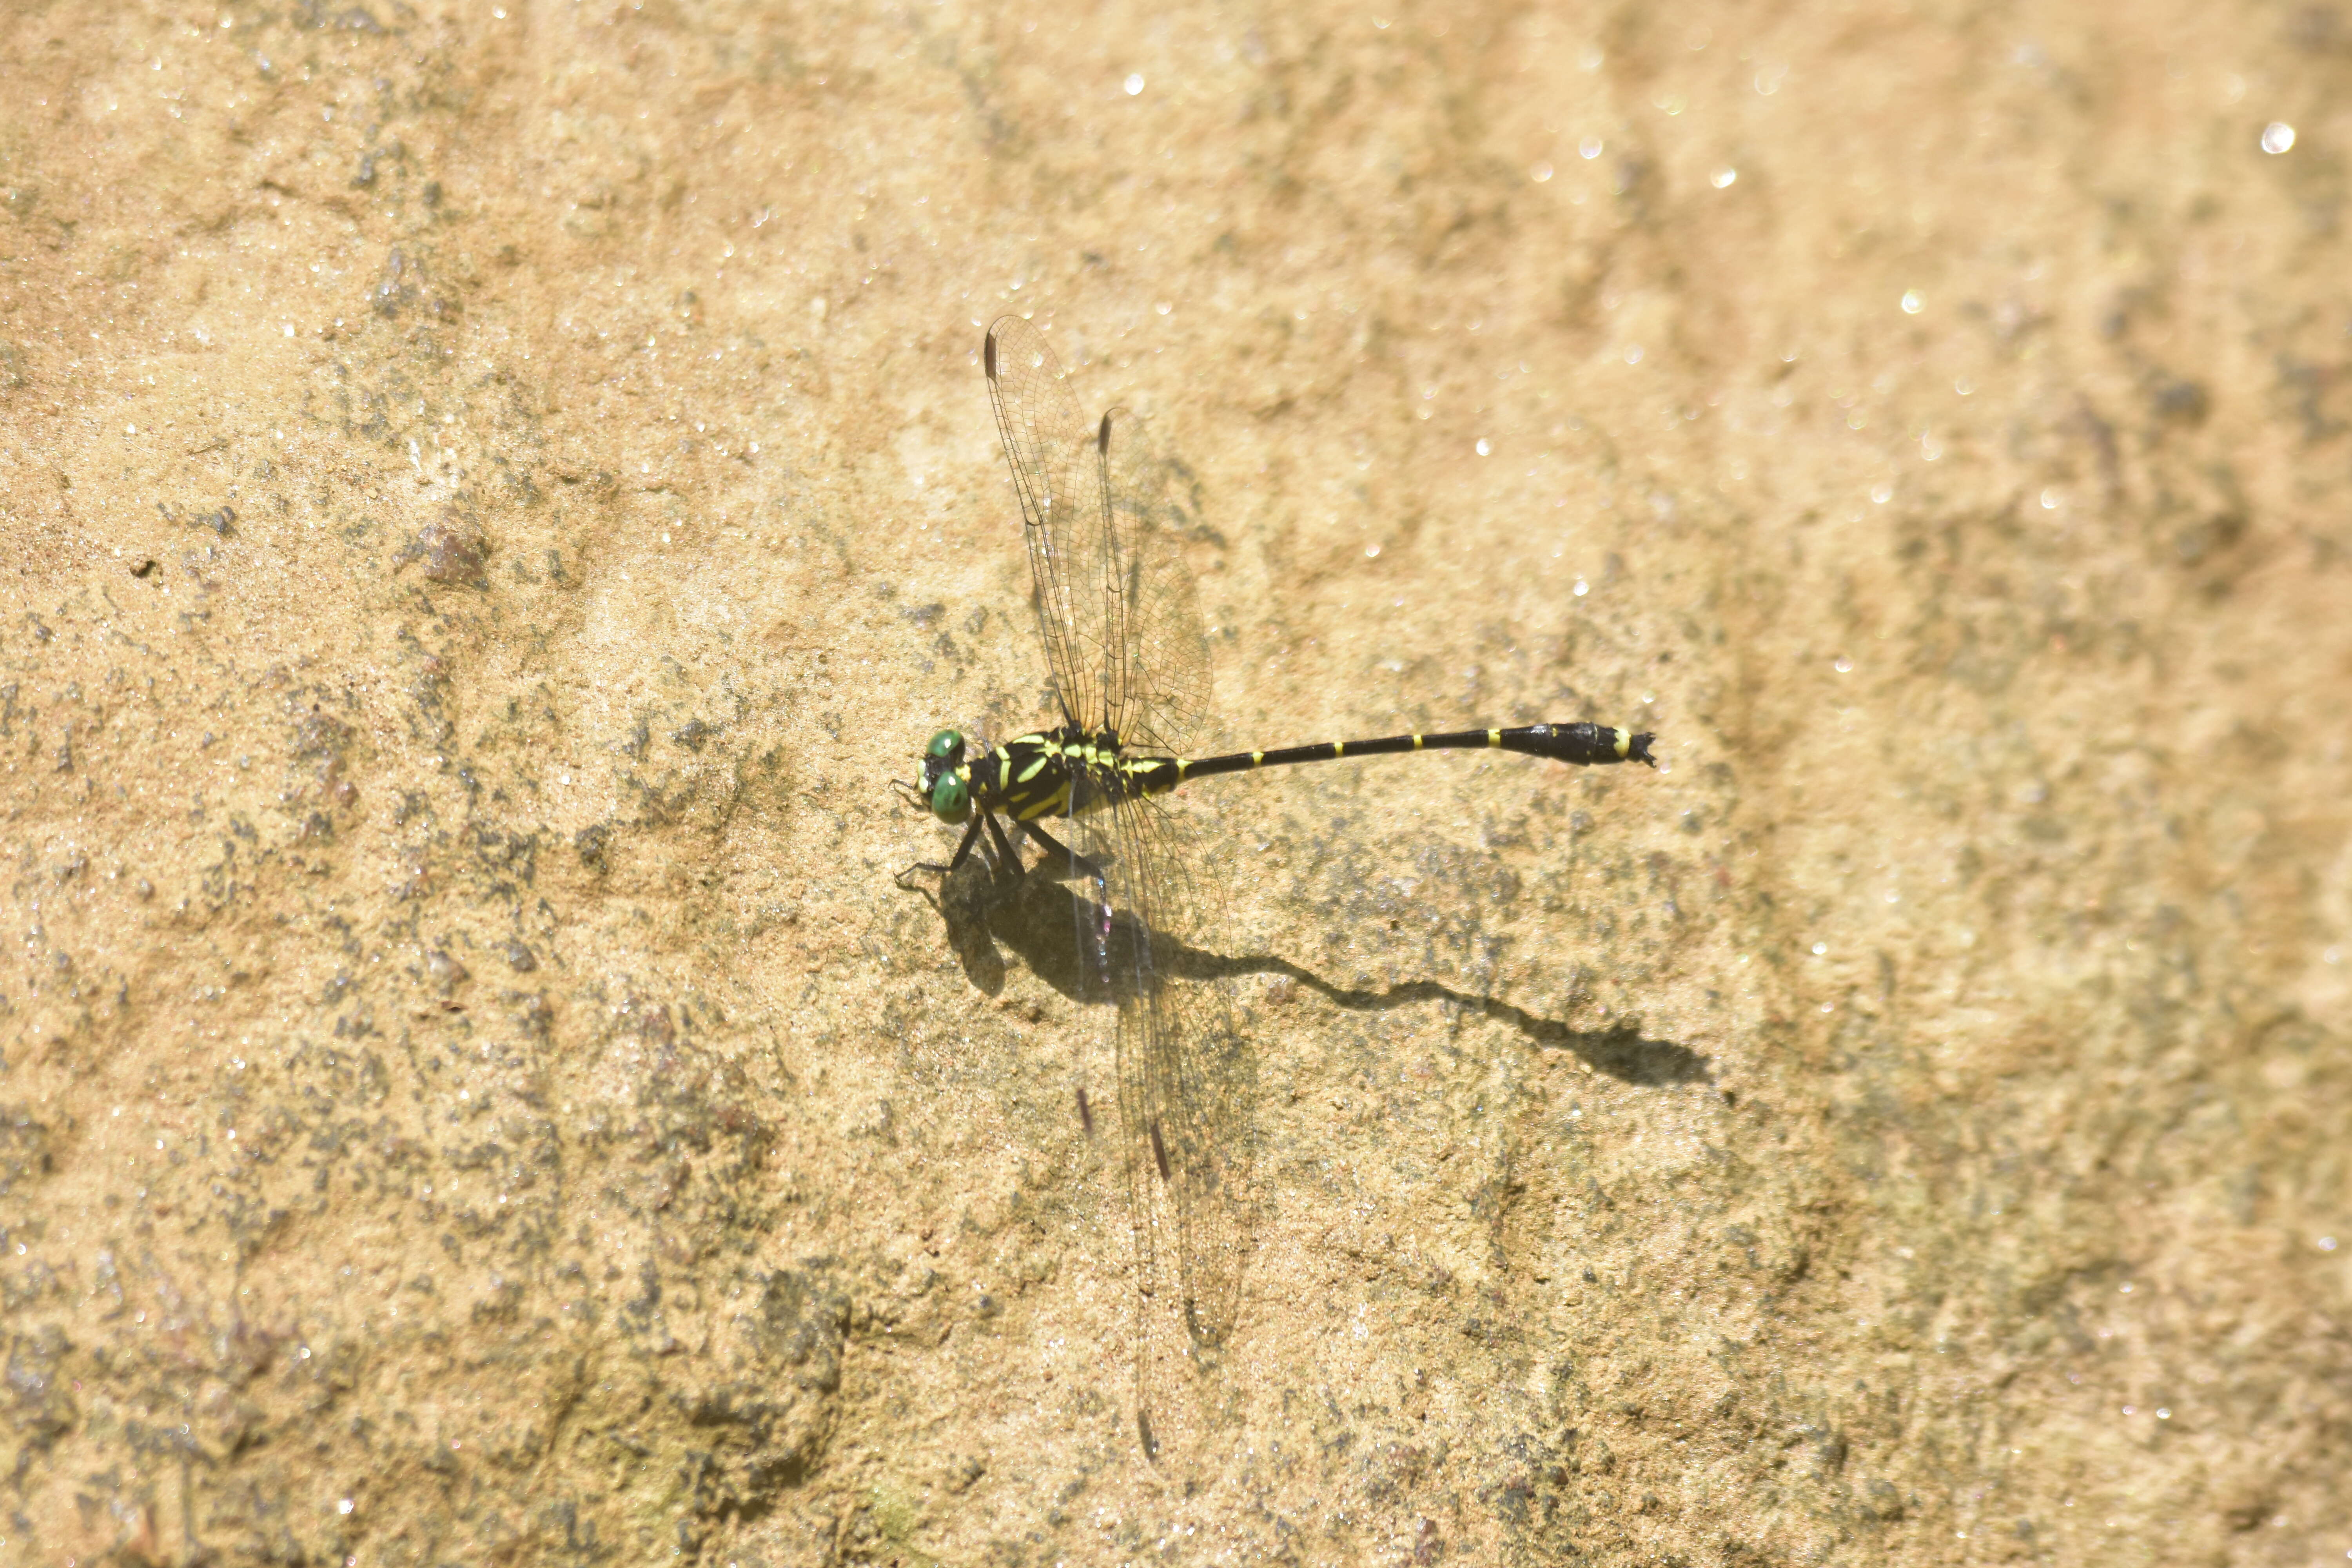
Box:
[3,0,2348,1563]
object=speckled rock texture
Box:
[3,0,2348,1563]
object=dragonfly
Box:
[902,314,1657,1459]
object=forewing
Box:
[1098,407,1216,760]
[984,316,1115,730]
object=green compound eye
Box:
[928,771,971,824]
[926,728,964,762]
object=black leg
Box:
[894,813,987,891]
[1021,819,1107,881]
[947,812,990,872]
[981,811,1026,875]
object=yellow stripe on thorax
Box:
[1013,782,1071,821]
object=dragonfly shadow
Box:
[924,849,1179,1011]
[918,852,1708,1089]
[1255,969,1709,1088]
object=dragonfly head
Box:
[920,728,972,823]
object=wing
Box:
[984,316,1115,731]
[991,323,1249,1457]
[1098,407,1216,760]
[1095,791,1256,1458]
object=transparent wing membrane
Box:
[985,316,1253,1460]
[1099,408,1216,760]
[985,316,1116,732]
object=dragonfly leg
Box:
[893,813,986,891]
[1020,819,1108,882]
[981,810,1027,875]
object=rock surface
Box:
[2,0,2347,1562]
